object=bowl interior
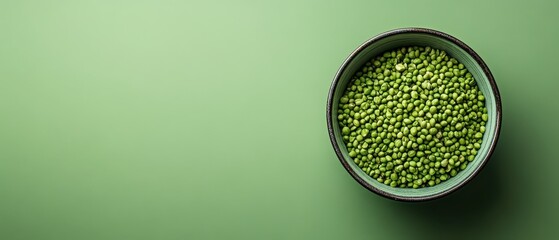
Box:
[330,32,499,199]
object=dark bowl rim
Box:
[326,27,502,202]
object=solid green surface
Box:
[1,0,558,239]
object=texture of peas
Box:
[337,46,488,188]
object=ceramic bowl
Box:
[326,28,502,201]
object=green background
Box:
[1,0,558,239]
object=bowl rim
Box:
[326,27,502,202]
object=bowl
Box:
[326,28,502,201]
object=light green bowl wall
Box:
[331,33,498,198]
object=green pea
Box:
[342,127,350,135]
[429,128,437,135]
[410,127,418,136]
[429,106,437,114]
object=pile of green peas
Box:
[337,46,488,188]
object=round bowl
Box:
[326,28,502,201]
